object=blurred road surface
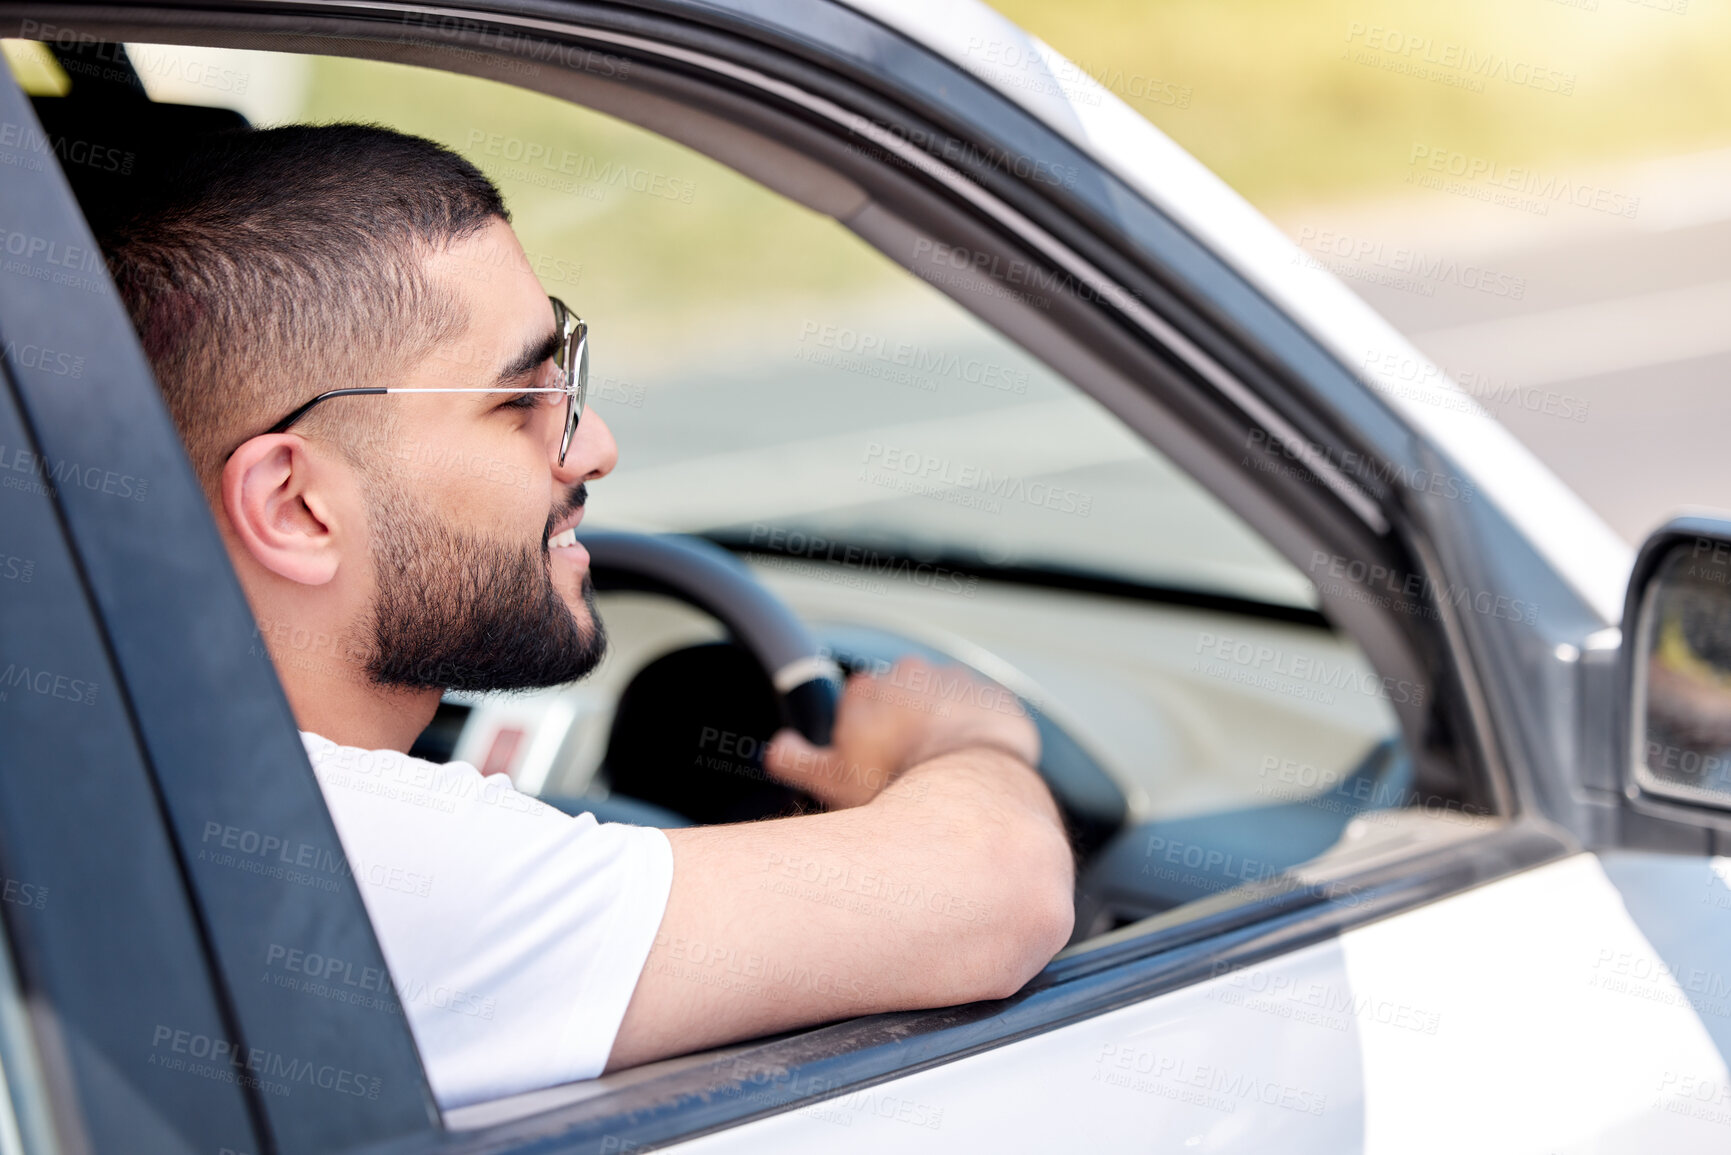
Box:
[1278,145,1731,546]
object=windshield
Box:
[591,294,1314,610]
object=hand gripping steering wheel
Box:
[578,530,843,746]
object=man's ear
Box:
[220,435,346,586]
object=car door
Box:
[6,5,1728,1153]
[0,155,260,1154]
[0,56,441,1155]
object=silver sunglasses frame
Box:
[239,296,587,465]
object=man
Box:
[100,124,1074,1110]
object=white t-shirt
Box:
[299,730,673,1110]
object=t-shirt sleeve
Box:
[299,731,674,1110]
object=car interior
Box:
[4,29,1502,1123]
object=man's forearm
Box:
[610,746,1077,1070]
[865,744,1077,978]
[872,745,1071,855]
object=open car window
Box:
[250,45,1427,876]
[3,26,1498,1133]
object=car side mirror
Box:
[1623,517,1731,809]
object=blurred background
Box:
[992,0,1731,547]
[8,0,1731,551]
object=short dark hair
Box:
[99,123,509,499]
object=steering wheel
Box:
[577,531,1127,855]
[581,530,843,747]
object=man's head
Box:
[101,124,617,742]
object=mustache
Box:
[543,482,587,545]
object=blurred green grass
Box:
[296,57,900,361]
[989,0,1731,211]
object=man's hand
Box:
[763,657,1040,810]
[604,658,1073,1073]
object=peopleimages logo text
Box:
[0,443,148,501]
[860,443,1093,517]
[149,1025,382,1099]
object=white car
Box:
[1,2,1728,1153]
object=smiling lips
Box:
[547,504,585,550]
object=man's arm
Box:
[604,660,1075,1070]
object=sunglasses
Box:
[236,296,588,465]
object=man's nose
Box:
[555,405,617,485]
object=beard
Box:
[355,480,605,692]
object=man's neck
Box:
[281,671,440,753]
[228,535,442,751]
